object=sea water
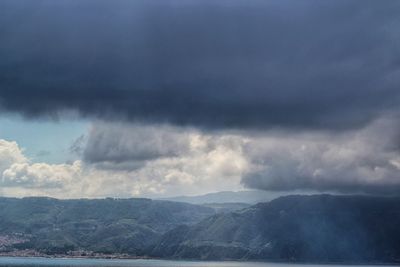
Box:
[0,257,398,267]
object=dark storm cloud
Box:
[241,118,400,195]
[1,0,400,129]
[81,123,191,165]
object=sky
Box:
[1,0,400,198]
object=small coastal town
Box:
[0,249,139,259]
[0,234,136,259]
[0,234,29,250]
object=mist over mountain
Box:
[152,195,400,263]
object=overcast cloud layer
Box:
[1,0,400,129]
[1,0,400,197]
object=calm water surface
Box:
[0,257,397,267]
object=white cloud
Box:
[0,127,250,198]
[2,161,81,188]
[2,117,400,198]
[129,133,249,196]
[0,139,26,174]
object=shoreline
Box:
[0,253,399,266]
[0,251,150,260]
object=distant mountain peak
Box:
[160,190,281,204]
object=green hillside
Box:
[0,197,214,255]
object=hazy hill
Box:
[162,190,278,204]
[152,195,400,263]
[201,203,251,213]
[0,197,214,255]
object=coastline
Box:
[0,250,150,260]
[0,252,399,266]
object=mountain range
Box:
[0,195,399,263]
[0,197,214,255]
[152,195,400,263]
